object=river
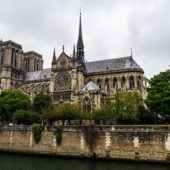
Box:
[0,153,169,170]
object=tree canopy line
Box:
[0,69,169,125]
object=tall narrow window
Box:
[113,77,118,90]
[137,76,142,89]
[121,76,126,88]
[0,49,4,66]
[129,75,135,89]
[105,78,109,92]
[97,78,101,89]
[83,97,91,113]
[15,50,18,68]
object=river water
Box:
[0,153,169,170]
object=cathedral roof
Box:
[81,81,100,92]
[25,68,51,81]
[24,56,143,82]
[85,56,143,74]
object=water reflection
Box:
[0,153,169,170]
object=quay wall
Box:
[0,125,170,162]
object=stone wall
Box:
[0,126,170,162]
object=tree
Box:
[145,69,170,118]
[42,104,84,125]
[33,93,52,114]
[0,90,31,121]
[13,110,40,125]
[114,91,143,124]
[92,106,115,124]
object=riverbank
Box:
[0,125,170,163]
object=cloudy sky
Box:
[0,0,170,78]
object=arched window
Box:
[129,75,135,89]
[97,78,101,89]
[105,78,110,92]
[121,76,126,88]
[83,97,91,113]
[137,76,142,89]
[113,77,118,90]
[0,48,4,66]
[14,50,19,68]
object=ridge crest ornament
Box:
[54,71,71,91]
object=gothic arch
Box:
[129,75,135,89]
[113,77,118,90]
[137,76,142,89]
[105,78,110,92]
[97,78,101,89]
[83,96,92,113]
[121,76,126,88]
[0,48,4,66]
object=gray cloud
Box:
[0,0,170,78]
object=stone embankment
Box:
[0,125,170,163]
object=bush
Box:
[54,125,63,145]
[13,110,40,125]
[32,124,43,143]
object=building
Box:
[0,14,147,112]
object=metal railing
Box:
[0,124,170,132]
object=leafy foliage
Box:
[54,125,63,145]
[32,124,43,143]
[145,69,170,116]
[42,104,84,125]
[33,93,52,114]
[0,90,31,121]
[92,106,115,124]
[13,110,40,125]
[114,91,143,124]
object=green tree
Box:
[114,91,143,124]
[42,104,84,125]
[33,93,52,114]
[145,69,170,117]
[56,104,82,124]
[13,110,40,125]
[0,90,31,121]
[92,106,115,124]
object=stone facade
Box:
[0,14,148,112]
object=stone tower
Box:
[0,40,24,89]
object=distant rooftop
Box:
[0,40,22,49]
[85,56,143,74]
[24,51,42,58]
[81,81,100,92]
[24,56,144,82]
[25,68,51,81]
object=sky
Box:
[0,0,170,78]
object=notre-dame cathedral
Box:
[0,14,147,112]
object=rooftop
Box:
[85,56,143,74]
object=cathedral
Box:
[0,14,147,112]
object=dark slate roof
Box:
[24,51,42,58]
[24,68,51,81]
[0,40,22,49]
[24,56,143,81]
[85,56,143,74]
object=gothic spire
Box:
[77,12,84,48]
[76,12,85,70]
[52,48,56,65]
